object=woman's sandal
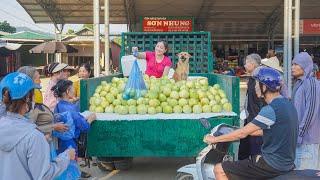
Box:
[80,171,91,178]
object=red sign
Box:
[142,17,193,32]
[300,19,320,35]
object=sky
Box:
[0,0,127,34]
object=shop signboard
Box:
[142,17,194,32]
[300,19,320,35]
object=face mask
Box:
[24,102,36,120]
[24,112,30,119]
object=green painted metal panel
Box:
[80,73,122,112]
[87,117,235,157]
[209,73,240,117]
[119,32,214,74]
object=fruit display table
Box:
[80,73,239,158]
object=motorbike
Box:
[176,121,320,180]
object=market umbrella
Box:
[29,41,78,54]
[29,41,78,64]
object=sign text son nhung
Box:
[142,17,193,32]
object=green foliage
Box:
[0,21,16,33]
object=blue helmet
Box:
[253,67,281,91]
[0,72,40,101]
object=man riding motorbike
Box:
[204,67,298,180]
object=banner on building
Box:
[300,19,320,35]
[142,17,193,32]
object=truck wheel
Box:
[176,172,194,180]
[113,157,133,171]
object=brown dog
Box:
[173,52,191,82]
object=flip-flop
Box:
[81,171,91,178]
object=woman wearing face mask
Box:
[132,40,172,78]
[0,72,75,180]
[17,66,68,135]
[43,63,69,111]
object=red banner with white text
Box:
[142,17,193,32]
[300,19,320,35]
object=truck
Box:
[80,32,240,170]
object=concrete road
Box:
[83,158,194,180]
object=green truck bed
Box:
[80,73,239,157]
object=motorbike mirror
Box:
[199,118,211,129]
[211,124,238,137]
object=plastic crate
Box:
[120,32,214,73]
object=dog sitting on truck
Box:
[173,52,191,82]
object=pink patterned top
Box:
[145,51,172,78]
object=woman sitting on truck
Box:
[132,40,172,78]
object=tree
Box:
[0,21,16,33]
[83,24,93,30]
[66,29,75,34]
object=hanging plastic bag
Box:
[122,59,147,100]
[50,142,63,180]
[59,160,81,180]
[52,112,75,141]
[50,141,57,161]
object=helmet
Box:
[253,67,281,91]
[0,72,40,101]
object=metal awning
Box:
[0,41,22,50]
[17,0,320,39]
[17,0,127,27]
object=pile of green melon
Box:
[89,76,232,115]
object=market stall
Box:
[79,32,240,167]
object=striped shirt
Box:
[252,96,298,171]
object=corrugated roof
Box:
[0,31,11,36]
[16,0,320,39]
[17,0,127,24]
[1,31,54,40]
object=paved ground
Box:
[83,158,194,180]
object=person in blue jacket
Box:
[52,79,96,178]
[0,72,76,180]
[51,80,96,154]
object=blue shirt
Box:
[54,100,90,154]
[252,96,298,171]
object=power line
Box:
[0,8,52,33]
